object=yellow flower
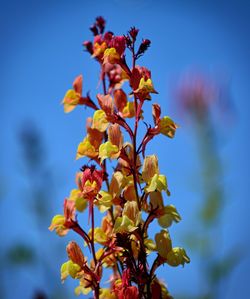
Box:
[103,47,120,64]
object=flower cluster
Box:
[50,17,189,299]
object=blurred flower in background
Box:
[174,71,239,299]
[0,122,70,299]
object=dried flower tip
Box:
[125,34,132,49]
[96,16,106,34]
[83,41,93,55]
[129,26,139,41]
[136,39,151,57]
[90,24,98,36]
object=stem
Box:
[91,206,100,297]
[94,286,100,299]
[91,203,97,265]
[130,48,142,211]
[102,75,107,95]
[72,222,92,252]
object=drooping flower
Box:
[76,117,104,160]
[62,75,97,113]
[130,66,158,100]
[99,123,123,163]
[142,155,169,194]
[49,199,76,236]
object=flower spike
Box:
[51,16,189,299]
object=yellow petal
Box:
[166,247,190,267]
[155,229,172,259]
[62,89,80,113]
[103,47,120,64]
[92,227,109,245]
[100,288,116,299]
[76,137,97,159]
[122,201,140,224]
[159,116,178,138]
[92,110,109,132]
[114,215,137,233]
[97,190,113,212]
[69,189,88,212]
[61,260,81,282]
[158,205,181,228]
[98,141,119,163]
[75,285,92,296]
[122,101,135,118]
[48,215,68,237]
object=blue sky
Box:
[1,0,250,298]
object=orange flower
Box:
[78,165,103,221]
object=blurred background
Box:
[1,0,249,298]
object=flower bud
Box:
[83,41,93,55]
[90,24,98,36]
[96,16,106,34]
[142,155,159,183]
[129,27,139,41]
[136,39,151,57]
[114,89,127,112]
[66,241,86,268]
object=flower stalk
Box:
[49,16,190,298]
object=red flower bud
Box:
[136,39,151,58]
[96,16,106,34]
[110,36,126,56]
[129,26,139,41]
[90,24,98,36]
[83,41,93,55]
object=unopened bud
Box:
[90,24,98,36]
[83,41,93,55]
[96,16,106,34]
[136,39,151,57]
[125,34,132,48]
[66,241,85,267]
[129,27,139,41]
